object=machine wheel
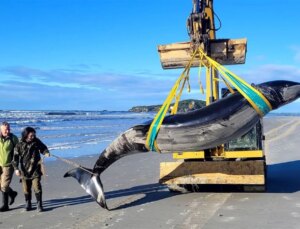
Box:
[243,185,266,192]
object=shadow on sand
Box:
[106,183,177,210]
[26,160,300,211]
[30,183,174,211]
[267,160,300,193]
[18,195,94,211]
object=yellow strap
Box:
[171,75,189,115]
[198,53,205,94]
[154,140,161,153]
[186,68,191,93]
[146,49,199,151]
[219,76,235,94]
[217,62,272,110]
[197,48,272,116]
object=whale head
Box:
[256,80,300,109]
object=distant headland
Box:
[129,99,206,113]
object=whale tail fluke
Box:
[64,168,108,210]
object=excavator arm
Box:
[158,0,247,69]
[187,0,216,49]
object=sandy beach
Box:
[1,116,300,229]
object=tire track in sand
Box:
[172,193,231,229]
[265,119,300,162]
[264,119,295,139]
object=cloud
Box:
[253,55,266,62]
[2,66,42,79]
[241,64,300,84]
[1,63,299,111]
[293,47,300,63]
[289,45,300,63]
[1,65,179,94]
[0,80,135,110]
[0,65,185,110]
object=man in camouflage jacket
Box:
[13,127,50,212]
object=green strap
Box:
[225,72,272,115]
[147,104,168,151]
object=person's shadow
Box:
[17,195,94,212]
[21,160,300,211]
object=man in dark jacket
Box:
[0,122,19,212]
[13,127,50,212]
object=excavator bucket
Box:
[158,38,247,69]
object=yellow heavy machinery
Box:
[158,0,266,192]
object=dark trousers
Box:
[22,177,42,195]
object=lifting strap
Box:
[145,49,198,152]
[146,47,272,152]
[197,48,272,116]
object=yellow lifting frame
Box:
[173,150,264,160]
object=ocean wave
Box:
[85,139,112,144]
[49,145,81,150]
[47,137,113,151]
[40,132,108,139]
[0,110,151,158]
[46,112,77,115]
[13,119,60,124]
[1,110,153,118]
[0,114,153,135]
[39,124,122,131]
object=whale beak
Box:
[283,84,300,103]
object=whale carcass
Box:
[64,80,300,209]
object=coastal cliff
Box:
[129,99,205,113]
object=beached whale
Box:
[64,80,300,209]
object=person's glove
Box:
[45,152,50,157]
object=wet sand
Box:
[1,116,300,229]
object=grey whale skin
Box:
[64,80,300,209]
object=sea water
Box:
[1,110,297,159]
[0,110,154,159]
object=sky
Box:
[0,0,300,112]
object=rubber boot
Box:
[0,192,9,212]
[25,194,32,211]
[8,188,18,205]
[35,192,43,212]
